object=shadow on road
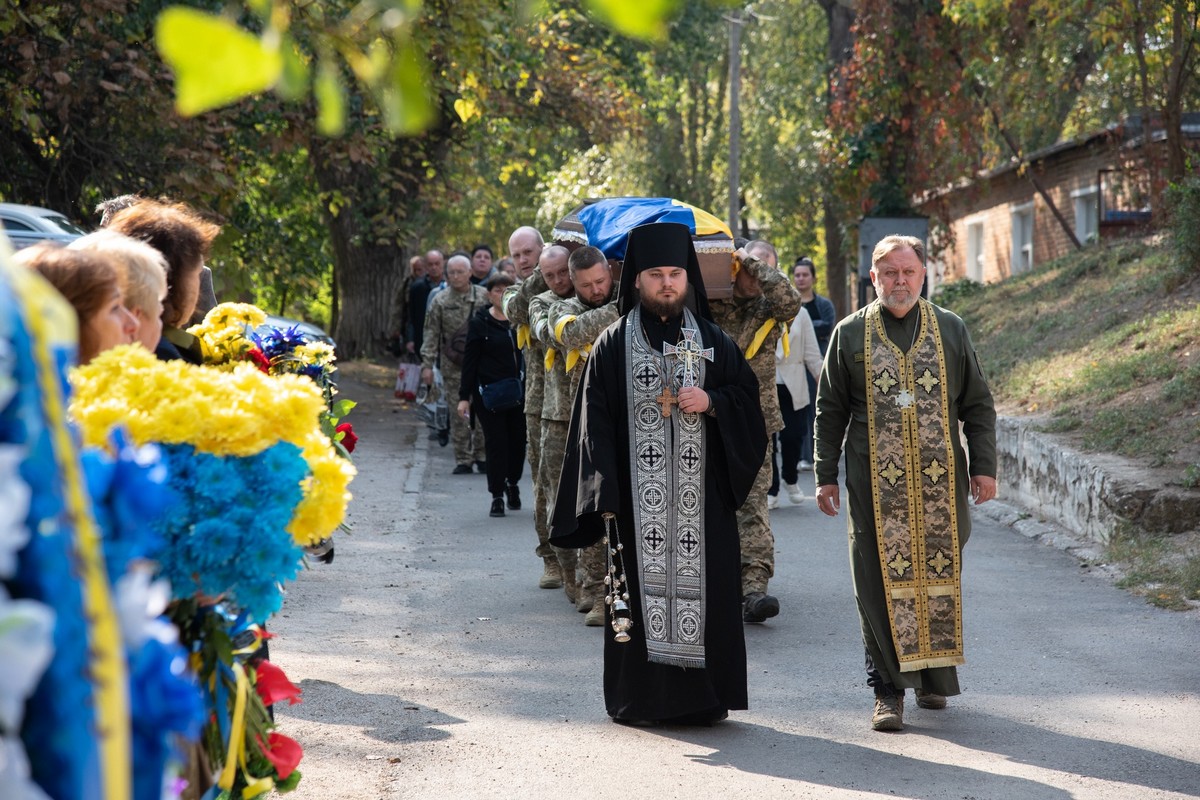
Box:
[286,678,463,744]
[918,710,1200,797]
[655,721,1074,799]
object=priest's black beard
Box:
[640,293,686,320]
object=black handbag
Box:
[479,376,523,411]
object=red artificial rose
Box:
[246,348,271,373]
[336,422,358,453]
[253,660,302,707]
[255,732,303,780]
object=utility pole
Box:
[727,9,745,234]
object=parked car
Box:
[0,203,87,250]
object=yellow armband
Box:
[517,323,530,349]
[553,315,578,343]
[745,318,777,360]
[780,320,791,358]
[544,347,556,370]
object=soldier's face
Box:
[871,247,925,316]
[572,264,612,308]
[542,253,573,298]
[508,231,541,278]
[446,259,472,291]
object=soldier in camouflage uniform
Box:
[708,240,801,623]
[545,246,619,625]
[502,226,560,589]
[421,254,489,473]
[528,245,580,606]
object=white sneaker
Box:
[785,482,804,504]
[799,459,814,470]
[767,494,780,510]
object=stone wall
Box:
[996,415,1200,543]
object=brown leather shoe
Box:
[871,694,904,731]
[915,689,947,709]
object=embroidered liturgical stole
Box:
[865,299,965,672]
[626,305,707,669]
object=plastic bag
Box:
[395,357,421,400]
[416,367,450,446]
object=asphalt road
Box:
[271,374,1200,800]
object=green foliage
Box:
[1166,176,1200,278]
[156,7,283,116]
[932,277,985,310]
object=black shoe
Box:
[452,464,473,475]
[742,591,780,623]
[475,460,488,473]
[505,484,521,510]
[489,497,505,517]
[437,428,449,447]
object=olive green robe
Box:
[814,299,996,695]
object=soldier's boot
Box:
[539,559,563,589]
[564,567,579,605]
[584,597,606,627]
[742,591,780,624]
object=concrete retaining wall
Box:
[995,416,1200,544]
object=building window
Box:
[1011,203,1034,275]
[1073,185,1099,243]
[966,221,985,282]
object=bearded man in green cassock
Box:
[814,234,997,732]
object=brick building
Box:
[923,114,1200,284]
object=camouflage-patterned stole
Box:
[864,298,964,672]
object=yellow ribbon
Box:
[780,320,791,358]
[218,663,250,790]
[516,323,530,350]
[544,347,556,370]
[553,315,578,343]
[565,343,592,373]
[745,318,778,360]
[17,265,132,800]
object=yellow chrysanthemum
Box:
[69,345,355,544]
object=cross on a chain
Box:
[656,384,678,417]
[663,327,714,388]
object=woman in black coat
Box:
[458,273,527,517]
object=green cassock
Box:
[814,298,997,696]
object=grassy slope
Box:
[935,237,1200,609]
[938,237,1200,485]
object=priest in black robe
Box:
[550,222,767,726]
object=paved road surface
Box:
[271,374,1200,799]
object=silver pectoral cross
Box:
[663,327,714,388]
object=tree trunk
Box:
[309,141,404,360]
[819,0,856,317]
[1163,0,1196,182]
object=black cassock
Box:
[550,311,767,723]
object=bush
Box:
[1165,176,1200,276]
[933,277,986,311]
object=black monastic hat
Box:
[617,222,712,319]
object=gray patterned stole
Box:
[625,305,708,668]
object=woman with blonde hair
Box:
[12,242,138,363]
[70,229,168,351]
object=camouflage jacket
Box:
[708,254,801,434]
[419,284,489,373]
[502,270,549,414]
[547,294,620,403]
[530,288,578,423]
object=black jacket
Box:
[459,305,524,401]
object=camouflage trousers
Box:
[539,418,577,577]
[740,439,775,595]
[526,411,553,561]
[577,539,607,606]
[441,366,485,467]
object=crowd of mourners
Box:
[387,226,835,629]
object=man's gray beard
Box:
[880,292,916,314]
[641,293,686,319]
